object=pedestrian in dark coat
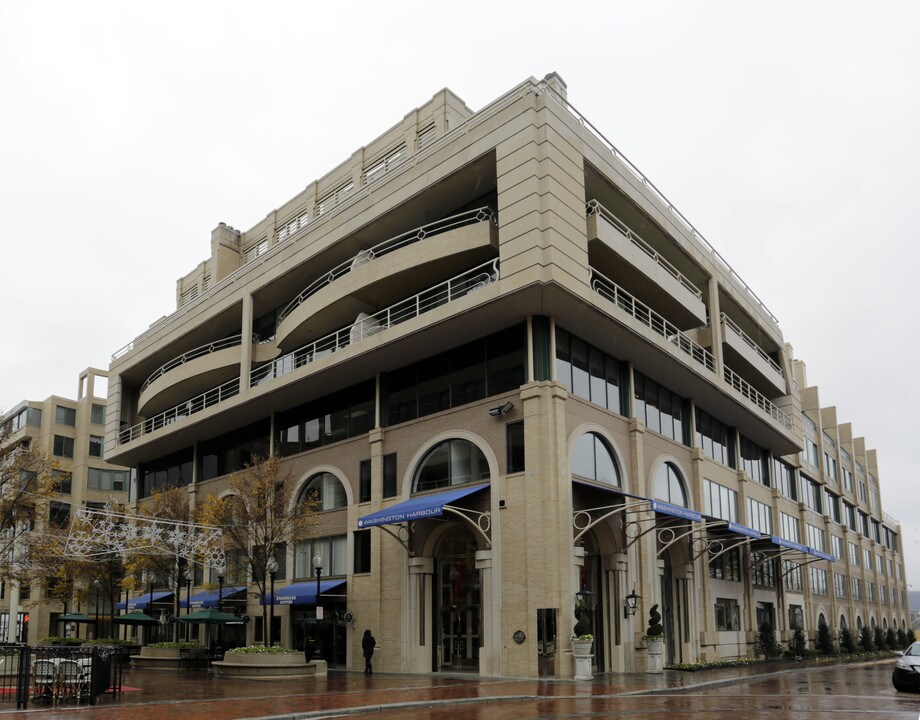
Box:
[361,629,376,674]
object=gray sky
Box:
[2,2,918,585]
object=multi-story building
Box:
[104,73,909,678]
[1,368,129,642]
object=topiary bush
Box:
[573,599,592,639]
[885,628,896,651]
[897,628,908,649]
[840,627,857,654]
[757,622,779,658]
[789,627,807,657]
[644,604,664,641]
[858,625,875,652]
[873,625,885,651]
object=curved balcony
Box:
[275,208,496,351]
[137,335,245,416]
[252,259,500,388]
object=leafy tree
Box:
[897,628,908,649]
[886,628,897,651]
[196,455,317,644]
[908,629,917,645]
[815,616,835,656]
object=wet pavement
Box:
[1,658,916,719]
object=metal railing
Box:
[590,269,715,373]
[719,313,783,377]
[118,377,240,445]
[586,200,702,300]
[252,259,500,387]
[278,207,494,325]
[542,81,779,326]
[140,334,245,394]
[723,365,793,430]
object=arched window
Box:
[654,462,687,507]
[571,432,620,487]
[839,614,847,631]
[817,612,825,630]
[413,439,490,493]
[883,618,888,630]
[856,616,863,630]
[299,472,346,510]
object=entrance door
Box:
[661,564,675,665]
[434,529,480,672]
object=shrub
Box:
[816,617,835,656]
[83,638,136,646]
[858,625,874,652]
[227,646,300,654]
[573,599,592,640]
[757,622,779,658]
[840,627,857,654]
[644,604,664,641]
[897,629,908,649]
[885,628,896,651]
[873,626,885,651]
[907,629,917,645]
[146,642,203,649]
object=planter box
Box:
[132,647,182,671]
[212,652,325,679]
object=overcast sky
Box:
[2,2,918,585]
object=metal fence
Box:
[0,644,132,709]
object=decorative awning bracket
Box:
[443,505,491,549]
[573,499,647,544]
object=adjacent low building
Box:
[1,368,129,642]
[104,73,909,677]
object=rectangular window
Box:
[783,561,803,592]
[801,476,822,514]
[634,371,687,445]
[845,502,857,531]
[788,605,803,631]
[53,435,74,458]
[806,523,824,552]
[55,406,76,426]
[804,439,819,468]
[863,548,871,568]
[383,453,397,499]
[747,498,773,534]
[708,549,741,581]
[841,466,853,492]
[834,573,848,599]
[695,409,735,468]
[88,435,103,458]
[359,460,371,504]
[91,403,106,425]
[852,577,862,600]
[714,597,741,631]
[52,469,72,495]
[739,435,767,484]
[87,468,128,492]
[353,530,371,574]
[704,479,737,522]
[773,459,797,501]
[825,491,841,523]
[506,421,525,474]
[831,535,844,560]
[780,512,799,543]
[751,553,776,587]
[49,501,70,529]
[555,328,625,415]
[294,535,346,578]
[848,542,859,566]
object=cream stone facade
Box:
[1,368,129,642]
[105,73,909,678]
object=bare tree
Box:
[196,455,317,644]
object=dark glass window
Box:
[359,460,371,503]
[709,549,741,581]
[298,472,346,511]
[275,381,375,457]
[354,530,371,573]
[739,435,768,484]
[91,404,106,425]
[413,439,490,492]
[55,406,76,426]
[382,326,525,427]
[634,373,688,445]
[555,328,625,414]
[199,419,270,482]
[774,458,798,501]
[52,470,72,494]
[53,435,74,458]
[383,453,398,498]
[571,432,620,487]
[506,421,525,474]
[138,447,193,498]
[88,435,103,458]
[49,501,70,529]
[695,408,735,468]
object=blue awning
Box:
[725,521,762,540]
[118,591,173,610]
[770,535,808,553]
[357,483,489,528]
[180,586,246,609]
[262,579,346,606]
[808,548,836,562]
[651,499,701,522]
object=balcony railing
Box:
[139,334,246,394]
[590,269,715,373]
[723,365,793,430]
[278,207,494,325]
[118,378,241,445]
[543,81,779,326]
[586,200,702,300]
[720,313,783,377]
[251,259,500,387]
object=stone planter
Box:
[572,639,594,680]
[212,651,325,679]
[646,638,664,674]
[132,647,182,671]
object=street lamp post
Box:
[267,557,278,647]
[216,564,226,653]
[93,578,101,639]
[184,568,193,641]
[312,552,323,661]
[148,580,155,645]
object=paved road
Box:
[1,660,916,720]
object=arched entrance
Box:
[434,527,481,672]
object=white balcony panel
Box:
[721,318,786,396]
[587,213,707,327]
